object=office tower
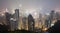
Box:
[45,16,50,28]
[0,14,6,25]
[5,12,11,25]
[28,14,35,31]
[39,13,43,28]
[14,9,19,30]
[10,17,17,31]
[50,10,55,19]
[5,12,12,30]
[5,12,17,31]
[49,10,55,27]
[18,16,22,30]
[8,9,20,31]
[56,12,60,20]
[22,17,27,30]
[15,9,19,20]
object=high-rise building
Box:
[0,13,6,25]
[10,17,17,31]
[22,17,27,30]
[28,14,35,31]
[5,9,20,31]
[56,12,60,20]
[50,10,55,20]
[9,9,20,31]
[5,12,11,25]
[18,16,22,30]
[15,9,19,20]
[5,12,12,30]
[39,13,43,28]
[14,9,19,30]
[50,10,55,27]
[45,16,50,28]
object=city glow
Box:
[11,9,15,14]
[34,12,37,16]
[6,8,9,12]
[25,9,30,16]
[0,0,60,33]
[10,18,14,20]
[51,24,54,27]
[46,13,50,15]
[43,28,48,31]
[1,13,5,16]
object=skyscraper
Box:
[28,14,35,31]
[50,10,55,27]
[22,17,27,30]
[5,12,12,30]
[14,9,19,30]
[15,9,19,20]
[56,12,60,20]
[39,13,43,28]
[45,16,50,28]
[9,9,19,31]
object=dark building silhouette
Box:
[15,9,19,20]
[5,9,20,31]
[5,12,11,24]
[28,14,35,31]
[47,20,60,33]
[5,12,12,30]
[14,9,19,30]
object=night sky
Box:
[0,0,60,14]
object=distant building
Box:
[0,14,6,25]
[45,16,50,28]
[5,9,20,31]
[49,10,57,27]
[15,9,19,20]
[28,14,35,31]
[5,12,12,30]
[14,9,19,30]
[22,17,27,30]
[49,10,55,27]
[56,12,60,20]
[10,18,17,31]
[39,13,43,28]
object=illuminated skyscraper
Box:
[50,10,55,27]
[39,13,43,28]
[22,17,27,30]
